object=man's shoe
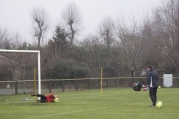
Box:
[150,105,156,107]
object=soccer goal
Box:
[0,49,41,94]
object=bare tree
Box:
[31,7,49,49]
[79,35,106,76]
[116,18,146,75]
[0,27,11,49]
[152,0,179,73]
[11,33,22,49]
[62,3,82,45]
[99,16,115,50]
[140,16,163,68]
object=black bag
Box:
[132,82,142,91]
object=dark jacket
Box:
[147,69,159,88]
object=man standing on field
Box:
[147,65,159,107]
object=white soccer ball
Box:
[156,101,162,108]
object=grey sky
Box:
[0,0,163,44]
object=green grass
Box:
[0,88,179,119]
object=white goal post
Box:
[0,49,41,94]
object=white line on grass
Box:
[23,106,112,119]
[60,94,128,100]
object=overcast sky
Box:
[0,0,163,44]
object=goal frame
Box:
[0,49,41,94]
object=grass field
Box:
[0,88,178,119]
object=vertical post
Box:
[15,81,18,94]
[49,80,52,93]
[87,78,90,90]
[76,78,78,91]
[38,52,41,94]
[34,68,36,94]
[98,78,100,89]
[100,68,103,96]
[115,78,117,88]
[107,78,109,88]
[131,70,134,84]
[63,79,65,92]
[124,78,126,87]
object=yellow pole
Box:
[100,68,103,96]
[34,68,36,94]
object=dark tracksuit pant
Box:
[31,94,47,103]
[149,87,157,105]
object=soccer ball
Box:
[156,101,162,108]
[54,97,59,102]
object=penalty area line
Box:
[24,106,112,119]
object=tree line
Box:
[0,0,179,80]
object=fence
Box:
[0,77,179,94]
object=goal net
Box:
[0,49,41,102]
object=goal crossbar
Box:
[0,49,41,94]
